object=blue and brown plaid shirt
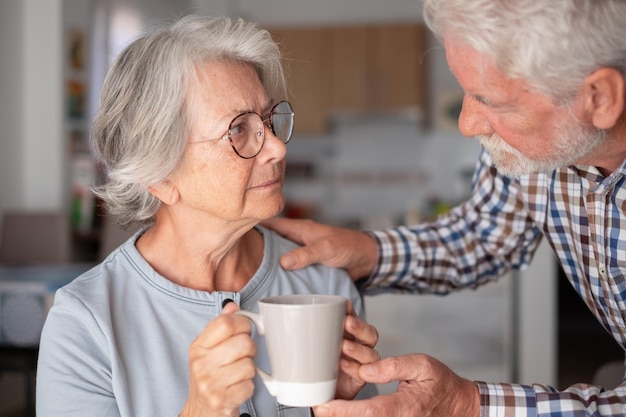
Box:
[364,148,626,417]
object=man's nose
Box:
[457,96,492,138]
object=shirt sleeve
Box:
[360,148,543,295]
[36,288,120,417]
[477,378,626,417]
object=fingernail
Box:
[281,254,295,269]
[222,298,234,308]
[313,405,327,415]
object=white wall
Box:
[23,1,65,210]
[234,0,421,26]
[191,0,232,15]
[515,241,557,385]
[0,1,24,212]
[0,0,64,213]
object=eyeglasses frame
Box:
[196,100,294,160]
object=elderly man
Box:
[264,0,626,416]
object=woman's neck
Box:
[136,220,264,292]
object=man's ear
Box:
[580,67,625,129]
[147,180,180,206]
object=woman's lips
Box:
[251,177,282,189]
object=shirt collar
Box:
[567,157,626,194]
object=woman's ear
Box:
[147,180,180,206]
[580,67,625,129]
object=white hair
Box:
[91,15,287,228]
[423,0,626,104]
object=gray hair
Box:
[91,15,287,229]
[423,0,626,104]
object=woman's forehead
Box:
[190,61,268,112]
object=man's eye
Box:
[473,95,489,105]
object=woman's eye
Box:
[230,123,245,138]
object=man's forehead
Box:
[444,39,489,77]
[444,38,532,104]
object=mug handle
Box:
[235,310,264,334]
[234,311,279,397]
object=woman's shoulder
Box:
[260,226,358,288]
[260,225,299,251]
[54,247,141,312]
[261,226,346,275]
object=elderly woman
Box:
[36,15,378,417]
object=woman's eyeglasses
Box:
[194,101,294,159]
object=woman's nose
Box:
[257,125,287,162]
[458,96,492,138]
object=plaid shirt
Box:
[364,148,626,417]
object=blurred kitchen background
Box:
[0,0,622,415]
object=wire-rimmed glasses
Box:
[196,101,294,159]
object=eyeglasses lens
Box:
[229,113,264,158]
[270,101,294,144]
[227,101,294,159]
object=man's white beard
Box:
[476,112,607,177]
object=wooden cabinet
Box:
[373,23,428,111]
[270,28,329,135]
[325,26,370,111]
[269,23,428,135]
[328,24,427,113]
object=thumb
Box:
[221,300,241,314]
[359,355,421,384]
[279,245,318,270]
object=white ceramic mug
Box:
[236,294,347,407]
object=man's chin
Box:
[494,158,569,177]
[481,142,562,177]
[490,153,561,177]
